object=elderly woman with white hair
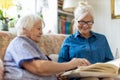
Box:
[58,2,114,80]
[3,14,91,80]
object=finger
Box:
[84,59,91,65]
[77,59,87,66]
[81,59,91,66]
[80,61,89,66]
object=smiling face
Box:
[25,20,43,43]
[77,14,94,37]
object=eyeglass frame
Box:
[78,20,94,25]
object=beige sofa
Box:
[0,31,120,80]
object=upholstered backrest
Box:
[39,34,66,55]
[0,31,15,61]
[0,31,66,61]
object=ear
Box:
[23,28,29,35]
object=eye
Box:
[37,27,42,30]
[78,21,85,25]
[78,21,94,25]
[87,21,94,25]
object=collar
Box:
[74,30,97,38]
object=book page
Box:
[61,59,120,78]
[61,71,118,78]
[106,58,120,68]
[77,63,119,74]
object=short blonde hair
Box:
[73,2,94,32]
[74,2,94,21]
[15,14,44,36]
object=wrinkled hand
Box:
[70,58,91,67]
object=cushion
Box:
[39,34,66,55]
[49,54,58,62]
[0,31,15,60]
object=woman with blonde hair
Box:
[58,2,114,80]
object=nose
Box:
[83,24,89,27]
[40,32,42,35]
[39,31,43,35]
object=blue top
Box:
[4,36,57,80]
[58,31,114,64]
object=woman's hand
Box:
[69,58,91,67]
[79,58,91,66]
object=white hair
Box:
[15,14,44,36]
[74,1,94,21]
[73,2,94,32]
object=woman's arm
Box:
[22,58,90,76]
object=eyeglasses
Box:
[78,21,94,25]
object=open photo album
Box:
[61,58,120,78]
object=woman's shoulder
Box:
[10,36,31,46]
[12,36,26,42]
[64,34,75,40]
[62,34,75,43]
[93,32,106,38]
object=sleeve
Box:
[10,38,41,67]
[58,37,70,63]
[104,36,114,62]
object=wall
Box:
[88,0,120,58]
[42,0,57,33]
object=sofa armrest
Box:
[0,59,4,80]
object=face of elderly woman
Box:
[27,20,43,43]
[77,14,94,36]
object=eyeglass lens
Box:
[78,21,94,25]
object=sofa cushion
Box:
[49,54,58,62]
[39,34,66,55]
[0,31,15,60]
